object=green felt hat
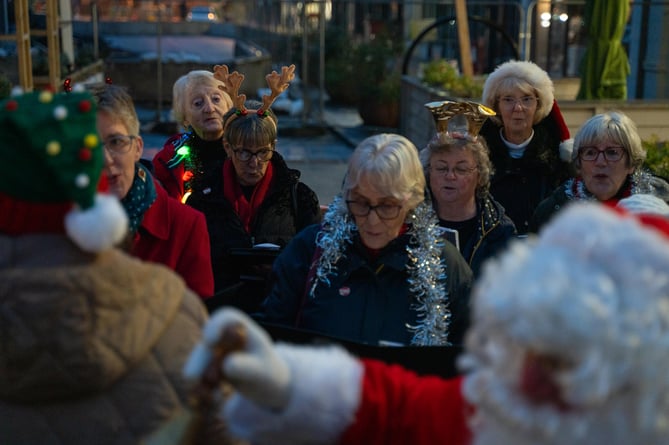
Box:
[0,89,102,207]
[0,90,127,251]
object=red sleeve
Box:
[152,136,185,200]
[173,203,214,299]
[340,360,472,445]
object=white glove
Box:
[183,307,291,410]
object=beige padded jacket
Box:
[0,234,232,444]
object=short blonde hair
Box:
[92,83,140,136]
[343,134,426,210]
[172,70,232,125]
[572,111,646,170]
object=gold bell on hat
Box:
[425,100,495,137]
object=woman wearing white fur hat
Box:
[480,60,573,235]
[530,110,669,232]
[184,202,669,445]
[0,90,235,444]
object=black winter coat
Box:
[260,224,474,347]
[530,171,669,233]
[186,152,320,312]
[438,196,517,278]
[480,118,573,234]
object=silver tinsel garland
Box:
[309,195,357,297]
[310,195,451,346]
[405,202,451,346]
[565,170,656,201]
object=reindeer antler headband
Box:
[425,100,496,141]
[214,64,296,131]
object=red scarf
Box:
[222,159,274,233]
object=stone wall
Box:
[401,76,669,148]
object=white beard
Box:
[465,371,669,445]
[461,204,669,445]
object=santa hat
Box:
[0,89,127,252]
[548,100,573,161]
[482,60,573,161]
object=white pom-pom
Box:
[618,194,669,216]
[53,105,68,120]
[560,138,574,162]
[64,194,128,252]
[10,86,24,97]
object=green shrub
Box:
[644,137,669,179]
[421,59,485,99]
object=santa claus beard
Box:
[464,368,668,445]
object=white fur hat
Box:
[482,60,554,121]
[482,60,574,161]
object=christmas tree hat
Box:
[0,89,127,252]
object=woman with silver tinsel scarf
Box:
[530,110,669,232]
[258,133,473,347]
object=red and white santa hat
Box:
[482,60,573,161]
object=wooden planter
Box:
[358,98,400,128]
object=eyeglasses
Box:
[231,146,274,162]
[102,135,136,156]
[431,165,477,177]
[499,96,538,109]
[346,200,403,220]
[578,146,626,162]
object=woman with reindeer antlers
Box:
[187,65,321,314]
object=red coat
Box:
[340,360,472,445]
[131,180,214,299]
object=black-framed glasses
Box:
[102,135,136,155]
[231,147,274,162]
[578,146,626,162]
[431,165,477,177]
[346,200,403,220]
[499,96,537,109]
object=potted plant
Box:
[354,30,403,128]
[324,26,359,106]
[421,59,485,99]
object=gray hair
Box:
[343,133,426,210]
[92,83,140,136]
[572,111,646,170]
